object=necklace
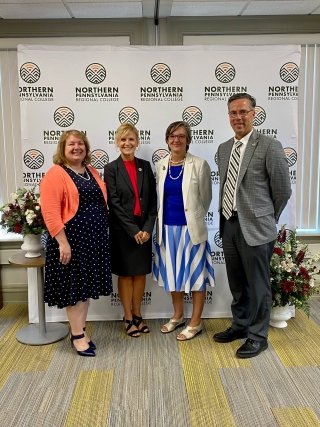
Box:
[170,158,185,165]
[168,156,185,180]
[66,165,91,181]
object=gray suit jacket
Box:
[217,129,292,246]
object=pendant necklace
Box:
[66,165,91,181]
[168,155,185,180]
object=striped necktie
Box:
[222,140,242,220]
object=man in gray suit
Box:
[214,93,291,358]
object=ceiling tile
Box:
[243,0,320,16]
[67,2,142,18]
[171,1,247,16]
[0,4,70,18]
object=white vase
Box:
[269,304,292,328]
[21,234,43,258]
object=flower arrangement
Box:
[270,226,320,316]
[0,187,46,236]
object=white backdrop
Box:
[17,44,299,321]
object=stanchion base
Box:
[16,323,69,345]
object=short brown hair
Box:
[165,121,191,151]
[53,130,91,165]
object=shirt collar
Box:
[234,129,253,148]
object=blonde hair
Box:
[53,130,91,165]
[115,123,139,146]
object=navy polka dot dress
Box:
[44,166,113,309]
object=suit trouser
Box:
[221,216,275,341]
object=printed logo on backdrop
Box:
[184,291,213,304]
[75,63,119,102]
[211,231,225,264]
[43,129,86,145]
[268,62,299,101]
[20,62,40,83]
[150,63,171,84]
[91,150,109,169]
[206,211,216,226]
[23,149,44,169]
[210,152,220,185]
[215,62,236,83]
[152,149,170,165]
[280,63,299,83]
[284,147,297,185]
[182,106,214,144]
[140,63,183,102]
[23,149,46,187]
[205,62,246,102]
[252,106,266,126]
[85,63,106,84]
[254,106,279,139]
[54,107,75,127]
[110,292,121,306]
[109,291,151,306]
[119,106,139,125]
[107,107,150,145]
[19,62,54,102]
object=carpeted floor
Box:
[0,301,319,427]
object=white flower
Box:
[25,209,36,225]
[10,192,18,201]
[3,206,11,212]
[35,206,40,211]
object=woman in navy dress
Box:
[40,130,112,357]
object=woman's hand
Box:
[141,231,150,243]
[59,241,72,264]
[134,231,150,244]
[134,231,144,245]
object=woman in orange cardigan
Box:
[40,130,112,357]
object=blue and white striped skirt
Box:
[152,225,215,292]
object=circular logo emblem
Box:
[150,63,171,84]
[182,106,202,127]
[253,106,266,126]
[214,151,218,165]
[215,62,236,83]
[23,149,44,169]
[284,147,297,167]
[54,107,75,127]
[85,63,106,84]
[280,62,299,83]
[20,62,41,84]
[214,231,223,248]
[152,149,170,165]
[91,149,109,169]
[119,106,139,125]
[152,233,158,247]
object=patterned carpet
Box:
[0,301,319,427]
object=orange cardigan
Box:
[40,164,107,237]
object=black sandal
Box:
[124,318,140,338]
[133,314,150,334]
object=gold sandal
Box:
[176,322,203,341]
[160,317,185,334]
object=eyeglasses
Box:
[228,109,254,118]
[168,134,187,140]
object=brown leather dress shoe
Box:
[236,338,268,358]
[213,327,247,343]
